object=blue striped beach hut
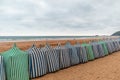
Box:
[105,40,113,54]
[0,56,6,80]
[97,42,105,57]
[90,42,100,59]
[110,40,116,52]
[27,44,47,78]
[41,43,60,73]
[54,43,71,69]
[74,42,89,63]
[80,44,88,63]
[116,39,120,51]
[113,40,120,51]
[111,40,117,52]
[65,42,79,65]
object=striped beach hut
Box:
[0,56,6,80]
[27,44,47,78]
[90,42,100,59]
[105,40,113,54]
[118,39,120,50]
[41,43,60,73]
[54,43,71,69]
[74,43,83,63]
[113,40,120,51]
[98,41,109,56]
[65,42,79,65]
[102,41,109,56]
[116,39,120,51]
[80,44,88,63]
[74,42,89,63]
[82,43,94,61]
[1,43,29,80]
[97,41,105,57]
[110,40,116,52]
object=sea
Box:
[0,36,101,42]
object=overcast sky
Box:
[0,0,120,36]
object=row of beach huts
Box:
[0,38,120,80]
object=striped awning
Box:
[27,44,47,78]
[0,56,6,80]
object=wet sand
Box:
[33,51,120,80]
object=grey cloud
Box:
[0,0,120,35]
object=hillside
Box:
[112,31,120,36]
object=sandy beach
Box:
[0,37,120,80]
[33,51,120,80]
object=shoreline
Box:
[0,36,119,42]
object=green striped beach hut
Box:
[82,43,94,61]
[1,43,29,80]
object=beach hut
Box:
[41,43,60,73]
[99,41,109,56]
[90,42,100,59]
[97,42,105,57]
[74,43,83,63]
[80,44,88,63]
[65,42,79,65]
[0,56,6,80]
[105,40,113,54]
[82,43,94,61]
[118,39,120,49]
[27,44,47,78]
[74,42,89,63]
[116,39,120,51]
[1,43,29,80]
[110,40,116,52]
[113,40,120,51]
[54,43,71,69]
